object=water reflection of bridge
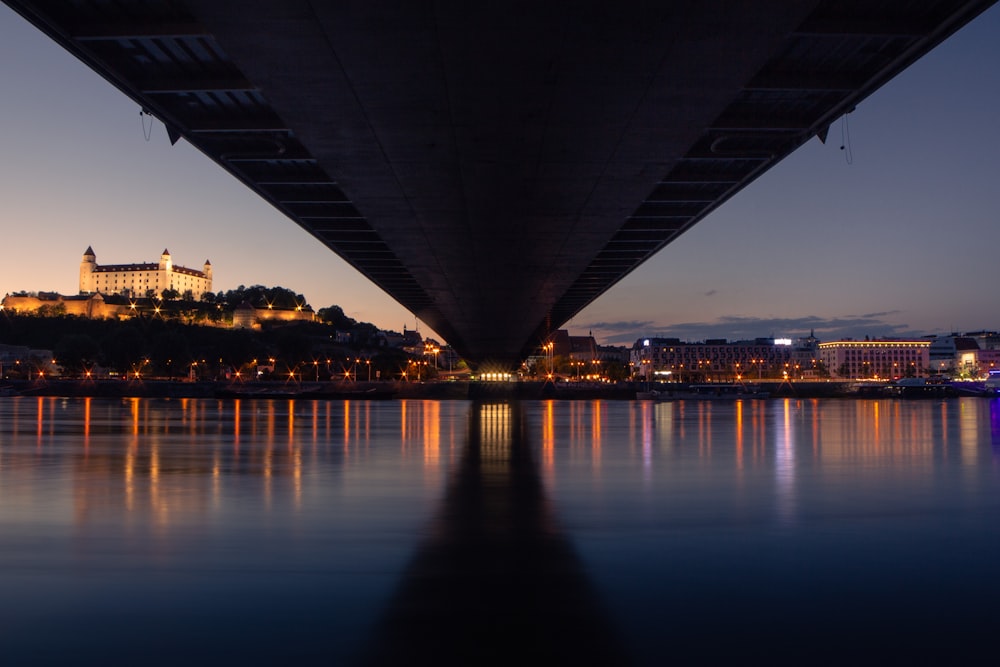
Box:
[364,401,630,665]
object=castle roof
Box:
[172,265,206,277]
[94,262,160,273]
[93,262,208,278]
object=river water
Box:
[1,396,998,665]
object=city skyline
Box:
[2,5,998,348]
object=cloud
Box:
[583,313,930,346]
[860,310,902,319]
[704,289,717,297]
[579,320,654,332]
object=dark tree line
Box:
[203,284,308,310]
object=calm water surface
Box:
[1,396,998,665]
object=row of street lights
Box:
[632,358,808,381]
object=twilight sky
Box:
[1,4,998,347]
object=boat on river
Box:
[983,369,1000,396]
[885,377,954,398]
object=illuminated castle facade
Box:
[79,246,212,298]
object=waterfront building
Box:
[928,335,979,376]
[965,331,1000,351]
[629,337,810,382]
[925,332,1000,377]
[80,246,212,299]
[818,339,930,379]
[596,344,630,366]
[525,330,603,378]
[375,326,424,352]
[400,326,425,355]
[953,342,1000,377]
[567,333,598,361]
[541,329,598,361]
[0,343,56,379]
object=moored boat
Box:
[886,377,955,398]
[983,369,1000,396]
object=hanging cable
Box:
[139,109,153,141]
[840,113,854,165]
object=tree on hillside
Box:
[317,304,357,329]
[149,330,191,377]
[37,303,67,317]
[54,334,100,376]
[352,321,379,347]
[218,285,308,310]
[101,325,146,374]
[272,329,312,367]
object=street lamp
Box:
[424,343,440,369]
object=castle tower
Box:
[159,248,172,271]
[203,259,213,294]
[80,246,97,294]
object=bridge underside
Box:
[5,1,992,364]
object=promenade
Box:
[3,378,869,400]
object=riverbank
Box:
[0,378,886,400]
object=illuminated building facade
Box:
[629,337,813,381]
[80,246,212,298]
[928,333,1000,377]
[543,329,598,360]
[818,340,930,379]
[957,347,1000,377]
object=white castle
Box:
[79,246,212,298]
